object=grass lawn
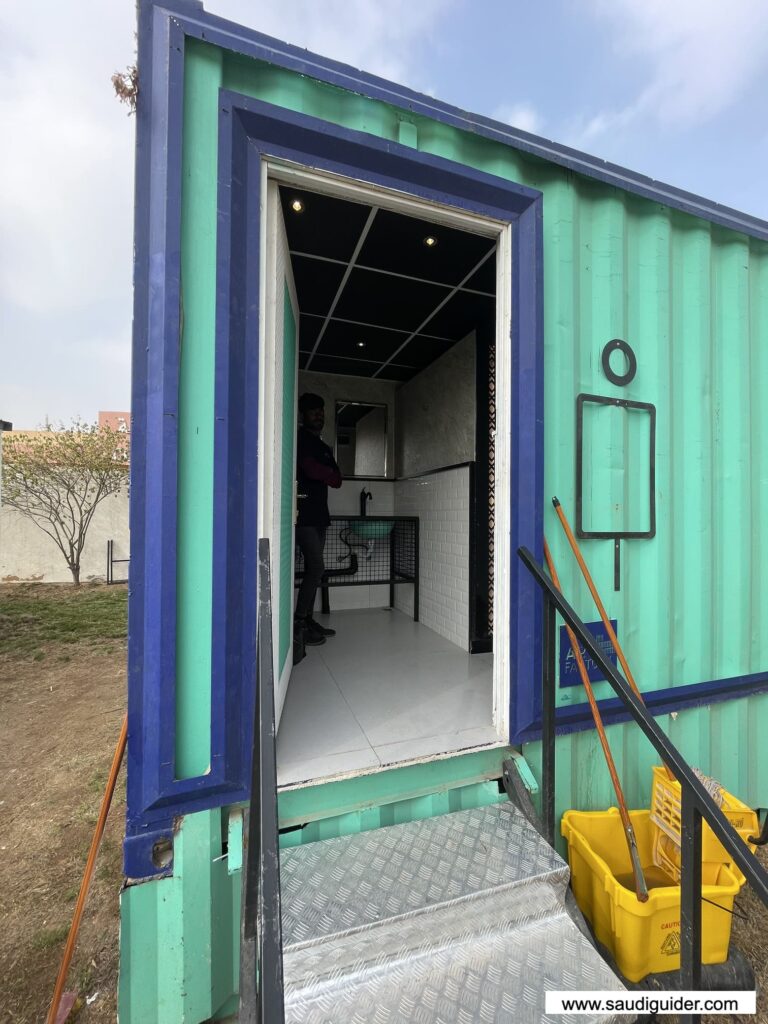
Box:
[0,583,127,658]
[0,582,128,1024]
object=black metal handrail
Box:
[240,539,285,1023]
[519,546,768,1020]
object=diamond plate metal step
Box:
[280,803,628,1023]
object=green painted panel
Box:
[226,808,243,874]
[175,41,224,778]
[279,779,506,848]
[119,809,234,1024]
[277,745,512,827]
[279,285,296,671]
[119,870,182,1023]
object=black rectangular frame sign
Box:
[576,393,656,540]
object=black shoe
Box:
[306,617,336,637]
[295,617,327,645]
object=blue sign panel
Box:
[559,620,618,686]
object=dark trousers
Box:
[295,526,326,620]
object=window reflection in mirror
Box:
[335,401,388,479]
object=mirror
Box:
[335,401,388,478]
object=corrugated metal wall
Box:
[527,691,768,855]
[180,39,768,810]
[528,185,768,817]
[538,188,767,701]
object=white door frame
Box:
[259,158,513,749]
[257,169,301,726]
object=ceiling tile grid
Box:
[280,185,495,381]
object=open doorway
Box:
[259,169,509,787]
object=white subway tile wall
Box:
[394,466,470,651]
[327,480,395,516]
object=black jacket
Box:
[296,426,342,527]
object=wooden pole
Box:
[552,497,675,781]
[544,540,648,901]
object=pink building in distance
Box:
[99,411,131,434]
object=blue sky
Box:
[2,0,767,428]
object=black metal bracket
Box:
[502,758,547,842]
[576,393,656,591]
[601,338,637,387]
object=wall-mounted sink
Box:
[352,520,395,540]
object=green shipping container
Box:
[120,2,768,1020]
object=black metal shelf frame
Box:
[295,515,419,621]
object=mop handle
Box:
[544,540,648,902]
[552,498,675,782]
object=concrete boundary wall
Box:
[0,491,130,583]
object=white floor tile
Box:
[277,653,372,764]
[317,609,456,667]
[276,609,495,785]
[328,648,492,747]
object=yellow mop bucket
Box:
[649,765,759,883]
[562,808,742,983]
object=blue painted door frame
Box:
[127,0,544,880]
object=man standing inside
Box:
[295,393,342,646]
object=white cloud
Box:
[203,0,452,88]
[492,102,543,136]
[0,1,452,427]
[575,0,768,143]
[0,2,136,427]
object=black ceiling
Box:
[279,186,495,381]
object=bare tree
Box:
[1,421,127,585]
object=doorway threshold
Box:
[278,736,508,792]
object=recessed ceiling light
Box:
[423,235,438,247]
[291,198,305,213]
[357,341,366,348]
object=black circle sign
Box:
[601,339,637,387]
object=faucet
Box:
[360,487,372,516]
